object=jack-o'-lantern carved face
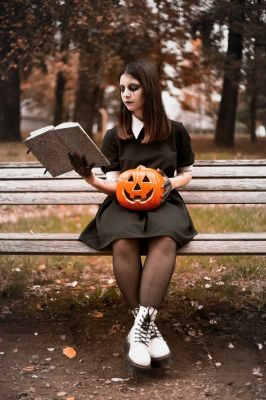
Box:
[116,166,165,210]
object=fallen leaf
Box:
[47,348,55,352]
[65,281,78,288]
[63,346,77,359]
[215,362,222,367]
[57,392,68,397]
[109,323,122,334]
[22,366,37,372]
[93,311,104,319]
[66,397,75,400]
[111,377,130,382]
[252,367,263,377]
[38,264,46,271]
[228,343,235,349]
[257,343,263,350]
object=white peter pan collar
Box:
[132,114,144,139]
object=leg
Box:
[112,238,142,309]
[140,236,177,308]
[113,239,152,370]
[132,236,176,366]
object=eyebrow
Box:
[119,83,140,86]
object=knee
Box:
[112,238,139,258]
[149,236,176,256]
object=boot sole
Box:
[151,353,173,368]
[125,355,151,372]
[124,339,172,369]
[123,340,151,371]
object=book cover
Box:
[23,122,110,177]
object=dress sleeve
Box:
[174,122,195,170]
[100,128,121,174]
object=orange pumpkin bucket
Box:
[116,165,165,211]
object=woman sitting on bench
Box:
[68,60,197,371]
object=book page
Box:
[55,122,79,129]
[25,125,55,139]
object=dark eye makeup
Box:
[120,84,141,93]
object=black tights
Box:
[112,237,177,309]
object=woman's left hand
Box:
[157,169,173,203]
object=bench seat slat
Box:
[1,233,266,240]
[1,166,266,179]
[2,178,266,192]
[1,191,266,204]
[1,160,266,168]
[0,239,265,255]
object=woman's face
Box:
[119,73,145,119]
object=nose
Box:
[122,87,132,98]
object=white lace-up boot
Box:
[127,305,156,369]
[127,306,171,367]
[149,322,171,365]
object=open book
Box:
[23,122,110,177]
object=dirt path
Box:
[0,298,265,400]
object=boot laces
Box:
[133,313,151,346]
[150,322,163,340]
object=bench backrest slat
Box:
[1,178,266,192]
[1,191,266,204]
[1,161,266,205]
[1,165,266,179]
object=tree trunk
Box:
[215,0,244,147]
[250,90,257,142]
[0,67,21,142]
[73,52,102,138]
[53,70,66,125]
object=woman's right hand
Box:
[68,153,95,179]
[157,168,173,204]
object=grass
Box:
[1,133,266,162]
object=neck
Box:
[133,111,143,121]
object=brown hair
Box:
[117,60,171,143]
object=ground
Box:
[0,270,265,400]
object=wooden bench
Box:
[0,160,266,256]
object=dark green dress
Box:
[79,120,197,250]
